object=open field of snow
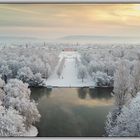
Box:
[45,51,95,87]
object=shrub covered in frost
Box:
[92,71,113,87]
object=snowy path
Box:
[45,51,95,87]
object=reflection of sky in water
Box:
[31,88,113,136]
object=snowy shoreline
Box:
[24,126,38,137]
[45,85,113,88]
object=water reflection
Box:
[30,87,52,101]
[77,87,113,100]
[37,103,85,136]
[78,88,88,99]
[30,87,113,136]
[88,87,113,100]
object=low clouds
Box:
[0,4,140,39]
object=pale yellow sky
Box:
[0,4,140,39]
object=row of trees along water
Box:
[77,44,140,87]
[0,44,60,87]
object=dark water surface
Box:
[30,87,113,137]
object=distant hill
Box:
[0,36,38,41]
[58,35,140,43]
[59,35,139,40]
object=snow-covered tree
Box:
[0,107,26,136]
[92,71,113,87]
[113,60,131,109]
[105,60,131,136]
[130,60,140,97]
[0,65,12,78]
[42,63,51,79]
[0,45,59,87]
[30,73,44,87]
[78,64,87,82]
[3,79,41,129]
[0,76,5,88]
[17,98,40,128]
[0,78,41,136]
[29,57,45,74]
[7,60,20,77]
[105,107,122,136]
[0,77,5,101]
[4,79,30,100]
[75,57,80,67]
[17,67,34,83]
[108,93,140,136]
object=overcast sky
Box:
[1,4,140,39]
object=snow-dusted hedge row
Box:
[0,77,40,136]
[78,44,140,87]
[0,45,59,86]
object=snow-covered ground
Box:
[24,126,38,136]
[45,51,95,87]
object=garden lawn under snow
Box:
[45,51,95,87]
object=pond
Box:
[30,87,114,137]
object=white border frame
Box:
[0,0,140,3]
[0,1,139,139]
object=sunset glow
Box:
[0,4,140,39]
